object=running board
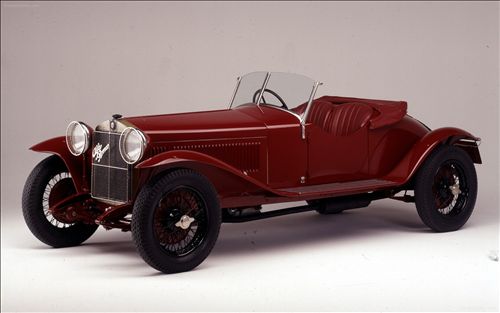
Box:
[220,179,402,208]
[277,179,399,197]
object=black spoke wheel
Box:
[132,169,221,273]
[153,187,208,257]
[22,155,98,247]
[414,145,478,232]
[432,161,469,216]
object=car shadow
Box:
[210,202,428,258]
[25,200,486,275]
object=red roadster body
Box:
[23,72,481,273]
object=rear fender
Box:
[385,127,481,184]
[30,136,90,193]
[136,150,284,199]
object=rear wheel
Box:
[22,155,98,247]
[414,145,477,232]
[132,169,221,273]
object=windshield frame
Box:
[228,71,322,126]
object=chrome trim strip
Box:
[301,81,322,139]
[302,81,322,124]
[144,126,266,134]
[266,124,300,129]
[458,138,482,146]
[90,195,127,205]
[229,76,242,109]
[92,163,128,170]
[157,136,266,145]
[262,105,302,123]
[94,130,120,135]
[256,72,271,107]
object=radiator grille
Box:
[91,131,130,203]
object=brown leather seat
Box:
[307,101,372,136]
[319,95,407,129]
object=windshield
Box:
[229,71,320,119]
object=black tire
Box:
[414,145,478,232]
[132,169,221,274]
[22,155,98,247]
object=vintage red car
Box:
[23,71,481,273]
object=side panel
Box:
[307,124,370,183]
[232,105,308,189]
[146,137,268,184]
[135,150,292,207]
[266,124,307,188]
[368,116,429,177]
[30,136,91,193]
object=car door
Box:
[259,106,308,189]
[306,101,373,184]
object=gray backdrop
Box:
[1,2,498,311]
[3,2,497,217]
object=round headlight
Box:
[66,121,90,156]
[119,127,146,164]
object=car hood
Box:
[122,108,266,136]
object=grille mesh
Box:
[91,131,130,203]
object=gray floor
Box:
[1,198,498,311]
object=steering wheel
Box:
[252,88,288,110]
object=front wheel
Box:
[131,169,221,273]
[414,145,478,232]
[22,155,98,247]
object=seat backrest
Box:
[307,101,372,136]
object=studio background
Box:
[1,1,498,311]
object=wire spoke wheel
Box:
[42,172,76,228]
[414,145,477,232]
[22,155,98,247]
[153,187,208,257]
[432,161,469,217]
[132,169,221,273]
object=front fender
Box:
[385,127,480,184]
[30,136,90,193]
